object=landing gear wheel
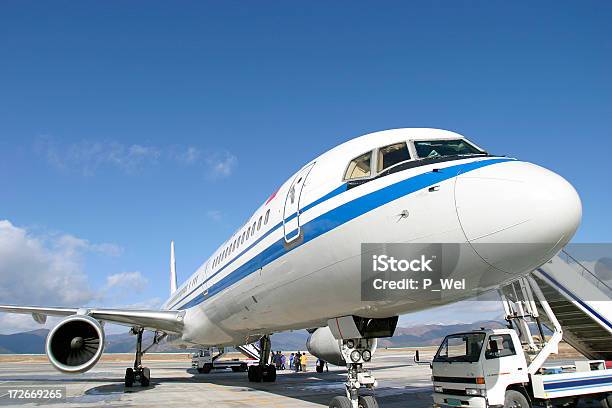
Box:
[358,395,379,408]
[248,365,263,382]
[140,367,150,387]
[262,364,276,382]
[504,390,530,408]
[329,396,352,408]
[240,363,248,372]
[600,394,612,408]
[124,367,134,387]
[316,365,324,373]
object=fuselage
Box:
[162,128,582,347]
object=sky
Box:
[0,1,611,333]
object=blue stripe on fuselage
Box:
[172,157,514,310]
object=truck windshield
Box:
[434,333,485,363]
[414,139,484,159]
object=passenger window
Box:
[252,222,256,236]
[485,335,516,359]
[258,216,262,230]
[247,227,251,238]
[265,209,270,225]
[377,142,410,172]
[344,151,372,181]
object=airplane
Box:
[0,128,581,408]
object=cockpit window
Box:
[414,139,483,159]
[344,151,372,181]
[377,142,410,172]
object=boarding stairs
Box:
[532,250,612,360]
[236,342,261,360]
[499,249,612,369]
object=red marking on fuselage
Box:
[265,189,278,205]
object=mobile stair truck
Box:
[192,344,257,373]
[430,255,612,408]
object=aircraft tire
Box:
[358,395,379,408]
[262,365,276,382]
[140,367,150,386]
[329,396,352,408]
[125,368,134,387]
[248,365,263,382]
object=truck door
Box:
[482,333,528,405]
[283,162,315,243]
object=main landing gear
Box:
[124,328,166,388]
[247,334,276,383]
[329,338,378,408]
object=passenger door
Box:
[283,163,315,243]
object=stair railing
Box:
[559,249,612,297]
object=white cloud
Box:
[117,297,162,310]
[0,220,99,307]
[35,137,163,176]
[36,137,237,179]
[172,146,201,165]
[206,210,223,221]
[53,233,123,257]
[0,220,128,333]
[105,271,148,292]
[205,150,238,179]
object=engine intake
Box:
[46,315,105,373]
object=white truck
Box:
[431,328,612,408]
[191,349,250,374]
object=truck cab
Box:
[432,329,612,408]
[432,329,528,408]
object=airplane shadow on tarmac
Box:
[80,364,430,407]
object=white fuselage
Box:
[162,128,582,347]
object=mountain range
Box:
[0,320,505,354]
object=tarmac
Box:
[0,349,436,407]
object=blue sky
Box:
[1,1,611,331]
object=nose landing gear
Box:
[329,338,379,408]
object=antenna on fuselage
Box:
[170,241,177,295]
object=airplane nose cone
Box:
[455,161,582,274]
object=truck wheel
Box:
[504,390,530,408]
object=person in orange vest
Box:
[300,352,308,372]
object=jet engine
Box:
[306,326,377,366]
[46,315,105,373]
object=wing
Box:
[0,304,185,333]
